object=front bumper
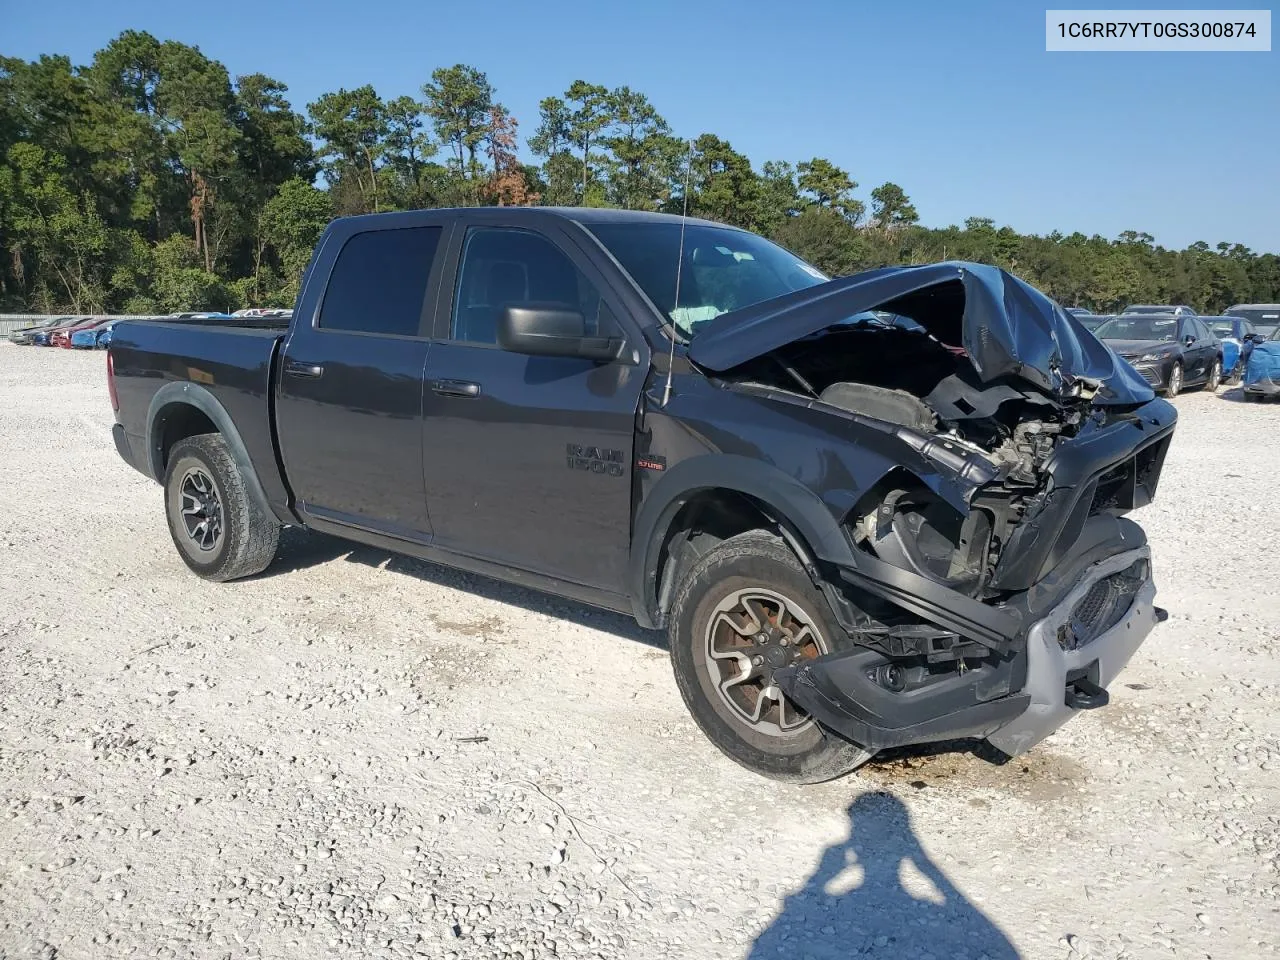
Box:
[984,546,1159,755]
[1244,374,1280,396]
[777,546,1160,754]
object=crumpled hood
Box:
[687,261,1154,405]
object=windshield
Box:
[586,222,829,338]
[1228,308,1280,331]
[1095,316,1179,341]
[1122,305,1181,315]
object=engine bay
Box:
[725,316,1089,486]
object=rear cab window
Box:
[319,227,442,337]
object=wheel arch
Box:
[145,382,274,522]
[628,455,855,629]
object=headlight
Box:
[1138,353,1165,363]
[857,489,991,597]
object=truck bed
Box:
[109,319,294,517]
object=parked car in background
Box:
[1226,304,1280,339]
[1121,304,1198,318]
[1243,325,1280,401]
[232,308,293,320]
[1095,313,1222,397]
[70,318,118,349]
[1203,315,1264,382]
[94,320,124,349]
[52,317,105,348]
[1064,307,1093,318]
[9,316,73,345]
[1077,313,1113,332]
[32,316,92,346]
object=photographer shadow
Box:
[749,791,1020,959]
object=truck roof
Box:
[329,206,736,232]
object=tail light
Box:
[107,349,119,412]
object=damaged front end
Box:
[689,262,1176,755]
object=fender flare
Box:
[627,454,857,628]
[145,381,275,519]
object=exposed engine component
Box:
[819,381,936,433]
[993,420,1065,484]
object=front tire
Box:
[1165,362,1184,398]
[163,433,281,582]
[668,530,873,783]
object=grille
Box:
[1060,559,1148,650]
[1138,367,1162,385]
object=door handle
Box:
[285,360,324,379]
[431,379,481,398]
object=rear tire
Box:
[1204,359,1222,392]
[163,434,280,582]
[668,530,873,783]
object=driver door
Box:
[420,219,647,593]
[1189,318,1215,381]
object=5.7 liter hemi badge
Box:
[636,454,666,472]
[566,444,625,477]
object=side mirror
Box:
[1184,335,1196,347]
[497,304,624,361]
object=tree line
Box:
[2,30,1276,316]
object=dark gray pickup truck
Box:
[109,207,1176,782]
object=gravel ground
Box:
[1,342,1277,960]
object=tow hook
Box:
[1065,676,1109,710]
[1154,606,1169,623]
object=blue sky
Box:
[5,0,1277,251]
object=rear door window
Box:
[319,226,442,337]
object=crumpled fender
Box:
[627,454,856,628]
[626,434,994,629]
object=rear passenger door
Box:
[421,219,646,594]
[276,216,449,540]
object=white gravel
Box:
[0,342,1277,960]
